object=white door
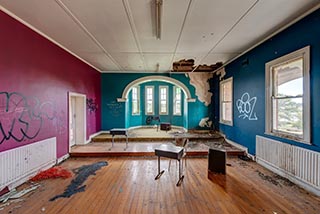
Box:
[69,93,86,151]
[69,96,76,147]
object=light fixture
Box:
[155,0,162,40]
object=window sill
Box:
[264,131,311,145]
[219,121,233,126]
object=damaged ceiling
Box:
[0,0,319,73]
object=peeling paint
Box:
[199,117,212,128]
[188,73,213,106]
[216,68,226,80]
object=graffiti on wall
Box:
[86,98,98,113]
[236,92,258,121]
[0,92,66,144]
[106,101,122,117]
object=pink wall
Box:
[0,11,101,158]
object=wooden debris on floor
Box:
[0,184,40,203]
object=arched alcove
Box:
[117,75,195,130]
[117,76,195,102]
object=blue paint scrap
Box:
[49,161,108,201]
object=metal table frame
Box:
[154,144,185,186]
[110,128,128,150]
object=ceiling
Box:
[0,0,319,73]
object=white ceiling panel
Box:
[79,51,120,71]
[214,0,320,53]
[111,53,145,71]
[128,0,191,52]
[0,0,101,53]
[201,53,239,65]
[61,0,139,53]
[143,54,173,72]
[176,0,257,53]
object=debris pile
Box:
[0,184,40,204]
[31,166,72,181]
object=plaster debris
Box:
[50,161,108,201]
[199,117,212,128]
[216,67,226,80]
[188,72,213,106]
[0,184,40,203]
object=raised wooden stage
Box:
[70,128,245,157]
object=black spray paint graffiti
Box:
[50,161,108,201]
[236,92,258,120]
[86,98,98,113]
[0,92,66,144]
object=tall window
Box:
[131,86,140,115]
[145,86,154,115]
[266,46,310,143]
[173,86,182,115]
[220,77,233,125]
[159,86,168,115]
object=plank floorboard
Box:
[2,157,320,214]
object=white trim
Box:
[186,98,196,102]
[68,92,87,149]
[118,75,194,101]
[56,154,70,164]
[0,6,100,72]
[145,85,154,115]
[265,46,310,144]
[219,77,233,126]
[159,85,168,115]
[220,3,320,72]
[224,138,249,155]
[256,157,320,197]
[85,131,105,144]
[117,98,127,102]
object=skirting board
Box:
[218,133,254,160]
[57,154,70,164]
[256,157,320,197]
[86,131,107,144]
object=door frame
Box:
[68,92,86,151]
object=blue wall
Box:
[101,73,213,130]
[217,9,320,154]
[126,81,185,127]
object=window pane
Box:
[223,81,232,101]
[147,102,152,113]
[132,102,138,113]
[274,58,303,97]
[222,102,232,121]
[273,97,303,136]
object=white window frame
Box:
[159,86,168,115]
[173,86,182,116]
[145,86,154,115]
[131,86,140,115]
[265,46,310,144]
[219,77,233,126]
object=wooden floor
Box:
[70,142,233,157]
[2,157,320,214]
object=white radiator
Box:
[0,137,57,190]
[256,135,320,196]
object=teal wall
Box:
[215,8,320,154]
[101,73,213,130]
[127,81,184,127]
